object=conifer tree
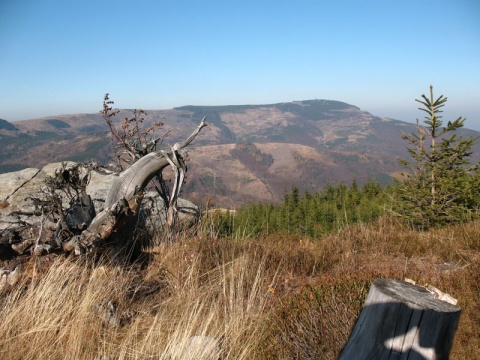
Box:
[394,86,479,228]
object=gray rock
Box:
[0,162,199,234]
[0,167,40,204]
[138,192,199,237]
[0,162,77,217]
[87,170,117,214]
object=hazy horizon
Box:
[5,96,480,133]
[1,1,479,129]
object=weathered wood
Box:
[63,190,143,254]
[339,278,460,360]
[105,117,207,208]
[0,118,207,259]
[64,117,207,253]
[105,152,170,208]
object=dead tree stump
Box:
[339,278,460,360]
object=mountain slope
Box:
[1,100,479,207]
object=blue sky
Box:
[1,0,479,129]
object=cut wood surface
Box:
[339,278,461,360]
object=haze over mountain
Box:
[1,100,479,208]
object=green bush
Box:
[213,180,389,238]
[393,86,480,228]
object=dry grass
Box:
[0,241,272,359]
[255,218,479,359]
[0,217,478,359]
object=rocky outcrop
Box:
[0,162,110,230]
[0,162,199,233]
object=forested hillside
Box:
[212,180,388,238]
[2,99,479,207]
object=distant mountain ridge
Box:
[1,99,479,207]
[0,119,18,131]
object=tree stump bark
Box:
[339,278,460,360]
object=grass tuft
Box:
[0,217,478,359]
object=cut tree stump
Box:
[339,278,460,360]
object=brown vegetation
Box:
[8,100,480,207]
[0,217,478,359]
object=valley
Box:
[1,99,479,207]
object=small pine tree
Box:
[394,86,479,228]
